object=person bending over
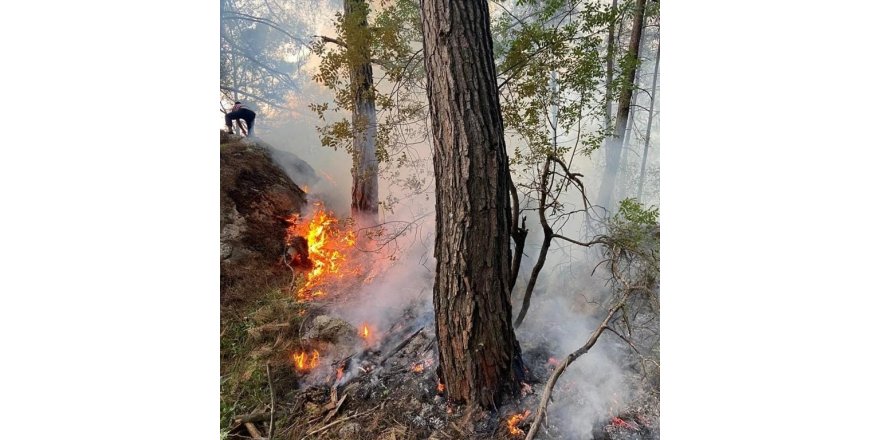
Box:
[225,101,256,137]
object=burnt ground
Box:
[223,293,658,440]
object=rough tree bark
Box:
[421,0,525,408]
[596,0,647,213]
[345,0,380,222]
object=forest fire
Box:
[361,324,370,339]
[292,350,320,372]
[506,410,531,436]
[285,203,357,299]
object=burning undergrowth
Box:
[282,201,360,301]
[222,174,658,440]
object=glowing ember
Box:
[336,366,344,382]
[292,350,320,372]
[506,410,531,436]
[437,382,445,393]
[611,417,637,430]
[411,357,434,373]
[285,203,357,300]
[362,324,370,339]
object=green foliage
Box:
[495,0,618,171]
[617,197,659,226]
[606,198,659,287]
[310,0,429,210]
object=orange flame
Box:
[412,363,425,373]
[292,350,320,372]
[285,203,357,300]
[437,382,445,393]
[362,324,370,339]
[507,410,531,437]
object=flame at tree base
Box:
[507,410,531,436]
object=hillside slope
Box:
[220,131,311,305]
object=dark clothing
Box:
[225,108,257,136]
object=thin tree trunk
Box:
[616,15,648,203]
[638,43,659,203]
[345,0,379,223]
[596,0,647,213]
[603,0,619,132]
[421,0,524,409]
[514,157,553,329]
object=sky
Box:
[1,1,880,439]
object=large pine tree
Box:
[421,0,524,408]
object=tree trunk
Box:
[603,0,619,132]
[615,49,642,202]
[638,43,659,203]
[596,0,647,213]
[421,0,524,408]
[345,0,379,222]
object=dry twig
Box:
[266,363,275,440]
[301,405,379,439]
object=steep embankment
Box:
[220,131,314,305]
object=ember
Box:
[610,417,638,430]
[361,324,370,339]
[292,350,320,372]
[506,410,531,436]
[285,203,357,300]
[437,382,445,393]
[411,357,434,373]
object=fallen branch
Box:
[379,326,424,365]
[244,422,262,439]
[233,412,275,424]
[323,394,348,423]
[524,292,633,440]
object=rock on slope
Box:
[220,131,313,303]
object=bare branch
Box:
[313,34,348,49]
[220,86,291,110]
